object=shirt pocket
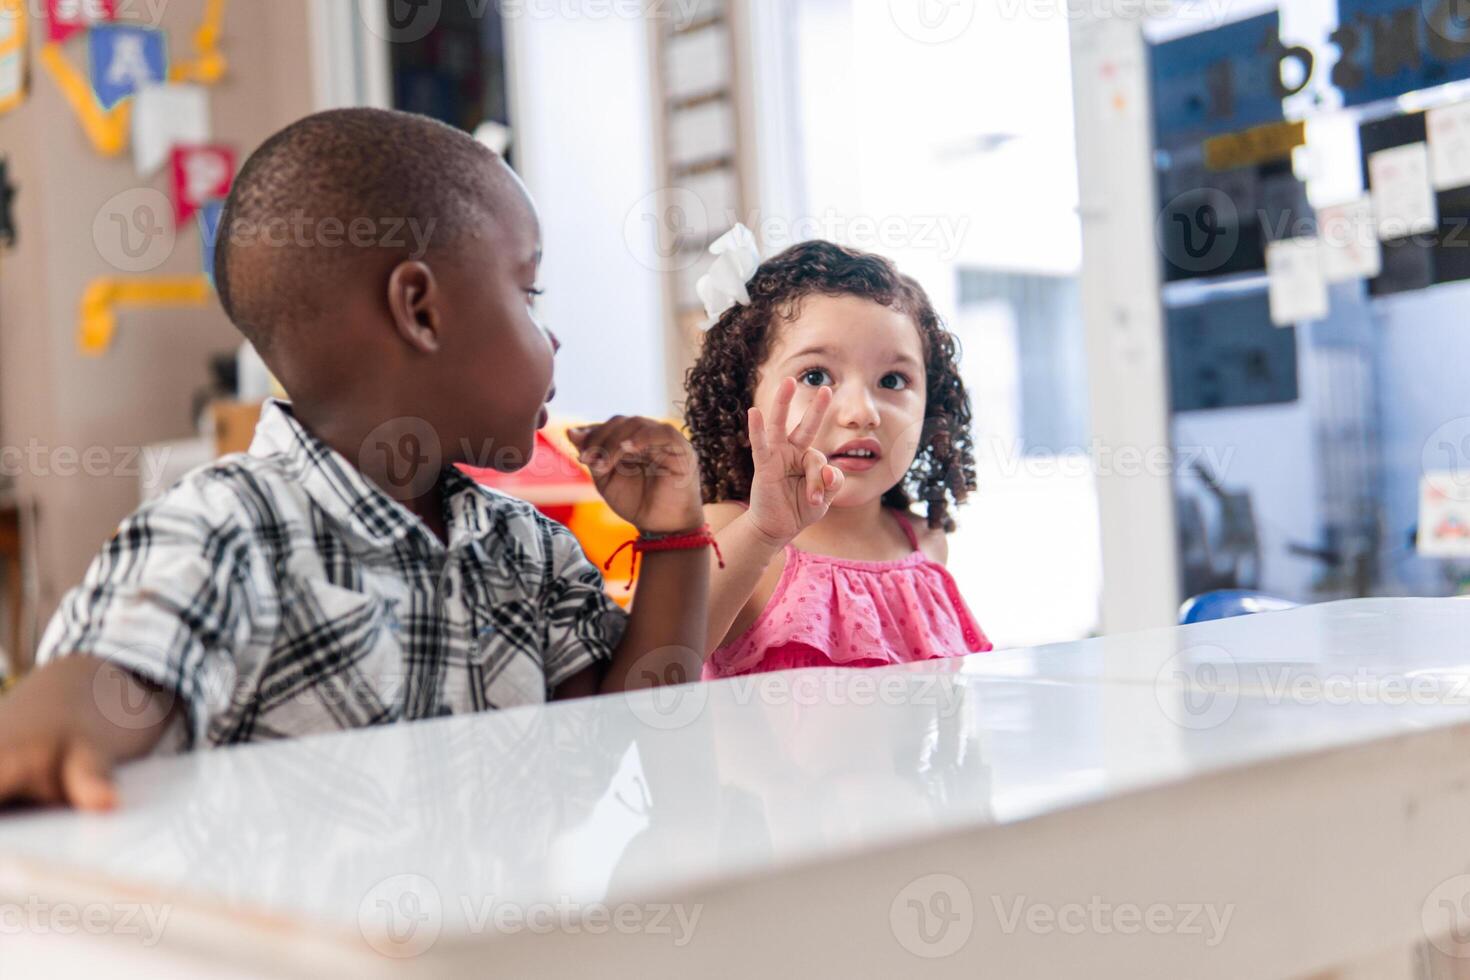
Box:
[259,577,408,738]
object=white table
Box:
[6,598,1470,978]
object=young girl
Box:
[685,228,991,679]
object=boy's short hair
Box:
[214,107,512,357]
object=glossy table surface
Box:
[4,597,1470,972]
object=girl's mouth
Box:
[830,438,883,472]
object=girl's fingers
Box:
[768,377,796,444]
[748,407,769,457]
[788,386,832,451]
[802,449,827,507]
[822,464,844,499]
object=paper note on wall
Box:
[1265,237,1328,325]
[132,84,210,177]
[1369,142,1438,238]
[1419,474,1470,557]
[1318,198,1382,282]
[1428,102,1470,191]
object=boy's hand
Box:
[745,376,845,547]
[0,657,176,812]
[570,417,704,534]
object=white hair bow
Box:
[695,223,760,327]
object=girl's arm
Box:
[703,378,844,655]
[704,502,784,653]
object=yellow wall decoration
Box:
[0,0,28,116]
[41,0,228,157]
[169,0,227,85]
[39,43,130,156]
[78,275,212,355]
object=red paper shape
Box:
[45,0,116,44]
[170,145,235,226]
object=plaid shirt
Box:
[37,400,627,749]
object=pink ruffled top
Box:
[703,510,991,679]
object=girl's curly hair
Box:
[682,239,976,532]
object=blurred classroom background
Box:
[5,0,1470,674]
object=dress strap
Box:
[891,509,922,553]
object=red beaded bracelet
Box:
[604,524,725,591]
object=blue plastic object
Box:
[1179,590,1299,625]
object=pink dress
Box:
[703,510,992,679]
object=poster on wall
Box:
[45,0,114,44]
[0,0,26,116]
[199,199,223,287]
[87,25,166,110]
[1167,291,1299,412]
[1335,0,1470,107]
[1359,111,1470,293]
[132,83,210,176]
[170,144,233,224]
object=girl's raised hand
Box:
[745,376,845,546]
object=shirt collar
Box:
[248,399,497,552]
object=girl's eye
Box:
[525,287,545,304]
[879,372,909,391]
[799,368,832,387]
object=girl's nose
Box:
[834,383,880,429]
[546,326,562,353]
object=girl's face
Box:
[752,294,928,509]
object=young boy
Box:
[0,108,710,810]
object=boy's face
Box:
[753,294,929,508]
[425,188,556,472]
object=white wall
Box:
[506,13,668,420]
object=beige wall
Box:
[0,1,317,667]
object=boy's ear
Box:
[386,260,442,353]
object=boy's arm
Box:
[0,656,180,810]
[567,417,709,693]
